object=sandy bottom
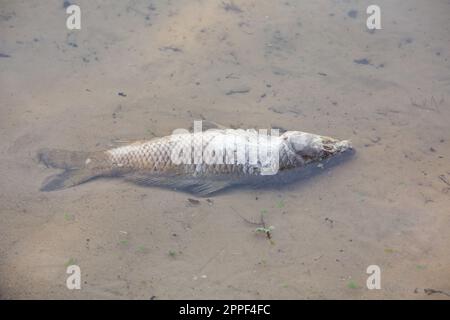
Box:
[0,0,449,299]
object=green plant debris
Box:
[137,246,147,253]
[64,213,74,221]
[277,200,285,208]
[255,226,274,234]
[416,265,426,270]
[384,248,395,254]
[347,281,358,289]
[232,206,274,241]
[255,225,275,242]
[168,250,177,257]
[65,258,77,267]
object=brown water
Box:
[1,0,449,299]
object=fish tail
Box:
[38,148,106,191]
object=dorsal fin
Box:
[189,120,229,132]
[123,172,233,196]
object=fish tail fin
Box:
[38,148,107,191]
[40,168,98,192]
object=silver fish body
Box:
[38,128,352,195]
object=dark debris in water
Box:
[268,105,302,116]
[63,0,72,9]
[354,58,370,65]
[438,175,450,187]
[0,53,11,58]
[347,10,358,19]
[159,46,183,53]
[187,198,200,205]
[353,58,384,69]
[222,1,242,13]
[398,37,414,48]
[424,288,450,297]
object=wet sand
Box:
[0,0,449,299]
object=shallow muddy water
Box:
[0,0,449,299]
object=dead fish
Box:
[38,124,353,196]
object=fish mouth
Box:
[334,140,353,153]
[320,137,353,155]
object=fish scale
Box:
[106,130,286,176]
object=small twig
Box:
[438,175,450,187]
[231,206,264,226]
[257,213,273,240]
[410,98,439,112]
[198,248,225,274]
[424,288,450,297]
[231,206,273,240]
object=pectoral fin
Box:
[189,180,233,196]
[124,172,233,196]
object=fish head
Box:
[283,131,353,163]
